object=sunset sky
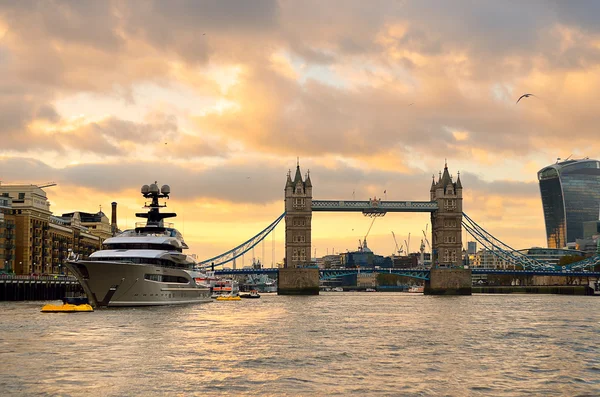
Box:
[1,1,600,265]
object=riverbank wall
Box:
[0,276,82,301]
[473,285,595,295]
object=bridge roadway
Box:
[213,268,600,279]
[311,200,438,213]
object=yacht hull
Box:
[66,260,212,308]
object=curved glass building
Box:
[538,159,600,248]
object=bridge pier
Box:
[277,268,320,295]
[425,268,472,295]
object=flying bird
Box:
[408,103,414,106]
[516,93,535,104]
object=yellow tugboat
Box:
[41,303,94,313]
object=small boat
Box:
[240,290,261,299]
[216,294,241,301]
[41,303,94,313]
[365,288,377,292]
[408,286,424,293]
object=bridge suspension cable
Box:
[462,212,551,270]
[197,212,286,269]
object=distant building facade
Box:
[538,158,600,248]
[0,184,104,275]
[0,195,16,273]
[467,241,477,255]
[471,249,510,269]
[59,211,112,241]
[516,247,586,267]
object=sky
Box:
[1,0,600,266]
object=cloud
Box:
[3,0,600,253]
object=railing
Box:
[0,274,78,282]
[311,200,439,212]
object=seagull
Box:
[516,93,535,104]
[408,103,414,106]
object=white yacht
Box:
[66,183,211,308]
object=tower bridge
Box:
[197,161,600,295]
[284,160,463,271]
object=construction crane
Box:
[391,231,403,256]
[37,182,57,188]
[404,232,411,254]
[422,224,431,252]
[359,217,377,251]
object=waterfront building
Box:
[0,195,16,273]
[0,184,102,275]
[340,240,392,268]
[357,272,377,288]
[471,247,586,269]
[58,211,112,241]
[316,254,342,268]
[515,247,586,267]
[390,254,418,268]
[538,158,600,248]
[471,249,511,269]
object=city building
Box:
[340,240,392,268]
[316,254,342,268]
[583,220,600,239]
[516,247,586,267]
[471,249,511,269]
[0,184,103,275]
[538,158,600,248]
[577,220,600,254]
[59,210,112,241]
[467,241,477,255]
[357,272,377,288]
[0,195,16,273]
[471,247,586,269]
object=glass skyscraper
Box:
[538,158,600,248]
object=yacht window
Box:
[144,274,189,283]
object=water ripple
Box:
[1,294,599,396]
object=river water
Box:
[1,293,599,396]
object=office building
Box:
[538,158,600,248]
[467,241,477,255]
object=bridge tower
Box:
[430,162,463,267]
[284,162,312,268]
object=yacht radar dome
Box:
[161,185,171,195]
[141,185,150,194]
[149,183,159,194]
